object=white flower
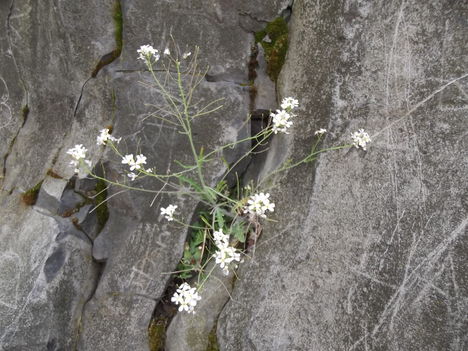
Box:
[270,109,293,134]
[137,45,159,61]
[182,52,191,59]
[244,192,275,218]
[164,48,170,55]
[161,204,177,221]
[135,154,147,166]
[67,144,92,174]
[170,283,201,314]
[314,128,327,136]
[281,97,299,110]
[122,154,135,168]
[96,128,121,145]
[351,129,371,150]
[213,245,241,275]
[69,161,79,173]
[67,144,87,160]
[213,229,229,247]
[122,153,147,171]
[127,172,137,181]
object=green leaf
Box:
[183,248,193,261]
[192,230,205,247]
[202,186,217,203]
[178,271,192,279]
[232,221,246,243]
[215,180,227,193]
[215,208,225,228]
[177,175,203,193]
[200,214,211,227]
[174,160,195,169]
[193,249,201,261]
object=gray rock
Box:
[254,44,277,111]
[218,1,468,350]
[0,197,99,350]
[57,188,85,217]
[165,263,235,351]
[79,294,155,351]
[0,0,115,349]
[1,0,115,192]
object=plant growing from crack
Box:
[67,43,371,314]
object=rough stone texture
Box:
[166,263,234,351]
[0,0,287,350]
[1,0,115,191]
[0,180,100,350]
[0,0,114,349]
[254,45,277,111]
[3,0,466,349]
[218,1,468,350]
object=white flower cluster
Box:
[351,129,371,150]
[315,128,327,136]
[122,154,147,180]
[67,144,92,174]
[212,229,241,275]
[281,97,299,110]
[96,128,121,146]
[271,110,293,134]
[160,204,177,221]
[170,282,201,313]
[137,44,160,62]
[138,44,191,62]
[244,192,275,218]
[271,97,299,134]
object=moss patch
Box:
[21,105,29,123]
[148,317,167,351]
[21,180,43,206]
[206,326,220,351]
[113,0,123,53]
[95,178,109,231]
[255,17,289,82]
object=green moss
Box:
[148,317,167,351]
[206,327,220,351]
[21,180,43,206]
[21,105,29,120]
[95,178,109,230]
[255,17,289,82]
[113,0,123,53]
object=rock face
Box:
[0,0,287,350]
[1,0,467,350]
[165,262,234,351]
[218,0,468,350]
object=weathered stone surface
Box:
[1,0,289,346]
[5,0,466,349]
[0,0,115,349]
[218,1,468,350]
[166,263,234,351]
[1,0,115,192]
[0,194,99,350]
